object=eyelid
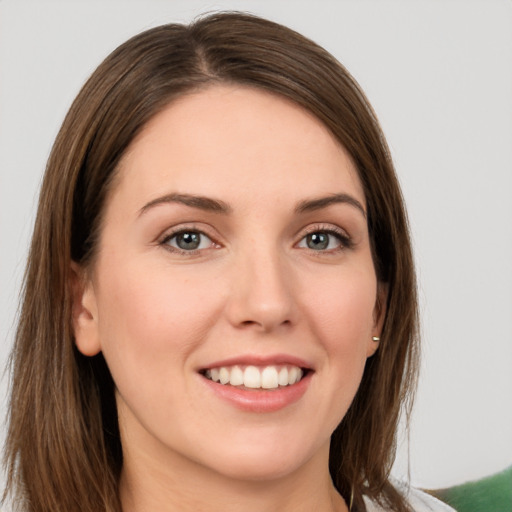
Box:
[156,222,353,256]
[300,223,349,238]
[158,223,222,255]
[296,223,354,250]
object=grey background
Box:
[1,0,511,491]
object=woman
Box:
[3,12,454,512]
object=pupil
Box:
[307,233,328,250]
[177,232,200,250]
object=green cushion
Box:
[430,465,512,512]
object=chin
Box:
[212,456,306,483]
[191,434,324,483]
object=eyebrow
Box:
[139,191,366,218]
[139,193,232,216]
[295,193,366,218]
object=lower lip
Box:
[201,372,312,413]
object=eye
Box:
[297,229,350,252]
[162,230,215,252]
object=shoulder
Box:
[405,487,457,511]
[363,485,456,512]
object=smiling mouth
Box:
[201,364,309,390]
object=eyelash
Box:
[159,223,353,256]
[160,225,218,256]
[298,224,353,253]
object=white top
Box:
[363,486,456,512]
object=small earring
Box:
[372,336,380,342]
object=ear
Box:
[366,282,388,357]
[70,262,101,356]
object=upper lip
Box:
[199,354,314,371]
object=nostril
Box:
[238,318,292,330]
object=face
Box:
[73,85,384,484]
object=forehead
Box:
[113,85,365,210]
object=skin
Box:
[72,85,385,512]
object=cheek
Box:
[93,260,228,437]
[302,266,377,395]
[94,260,223,381]
[307,268,377,349]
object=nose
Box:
[225,246,297,333]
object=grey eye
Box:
[298,231,344,251]
[306,232,330,250]
[175,232,201,250]
[166,231,212,251]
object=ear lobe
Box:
[70,262,101,357]
[367,282,388,357]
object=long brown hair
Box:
[4,12,419,512]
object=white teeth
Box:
[278,367,289,386]
[204,364,305,389]
[261,366,278,389]
[219,367,230,385]
[288,366,299,384]
[244,366,261,388]
[230,366,244,386]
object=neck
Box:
[119,441,348,512]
